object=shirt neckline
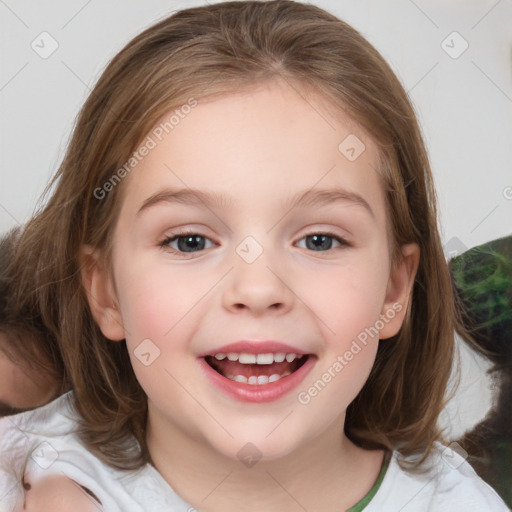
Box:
[346,449,392,512]
[144,448,393,511]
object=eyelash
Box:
[158,228,351,257]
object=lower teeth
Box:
[225,372,291,385]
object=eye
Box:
[159,229,351,257]
[160,230,215,256]
[295,231,350,252]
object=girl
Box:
[0,1,508,510]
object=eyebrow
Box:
[137,186,374,219]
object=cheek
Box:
[114,258,213,397]
[115,260,197,400]
[312,343,378,423]
[303,259,389,343]
[115,258,203,340]
[294,257,387,409]
[297,273,382,421]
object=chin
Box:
[207,425,304,465]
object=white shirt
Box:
[0,392,509,511]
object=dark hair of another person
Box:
[0,227,68,415]
[452,235,512,508]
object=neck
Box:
[147,404,385,512]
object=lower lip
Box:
[198,356,316,403]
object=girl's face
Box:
[87,78,418,462]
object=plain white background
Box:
[1,0,511,439]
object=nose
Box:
[222,250,294,317]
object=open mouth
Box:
[204,352,310,385]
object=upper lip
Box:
[198,340,311,358]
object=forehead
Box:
[118,79,386,222]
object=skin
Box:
[81,78,420,512]
[21,474,101,512]
[0,333,57,415]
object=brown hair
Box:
[9,0,459,470]
[0,228,68,411]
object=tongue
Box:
[206,356,297,378]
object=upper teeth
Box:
[213,352,303,364]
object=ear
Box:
[79,245,125,341]
[379,243,420,339]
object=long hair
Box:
[9,0,458,470]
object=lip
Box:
[198,352,316,403]
[197,340,310,357]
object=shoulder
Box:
[0,392,105,512]
[431,442,508,509]
[433,450,510,510]
[383,442,510,511]
[0,393,78,508]
[23,474,102,512]
[0,391,75,436]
